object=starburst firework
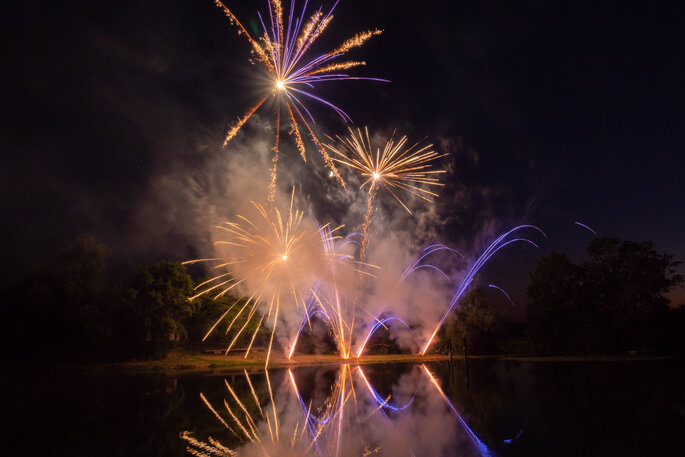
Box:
[325,126,446,258]
[184,191,330,366]
[185,191,372,366]
[214,0,386,199]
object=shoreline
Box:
[2,352,679,376]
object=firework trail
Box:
[355,316,419,358]
[574,221,597,236]
[182,369,318,456]
[214,0,386,199]
[325,127,446,259]
[415,225,546,355]
[401,244,463,283]
[287,229,378,359]
[182,365,502,456]
[357,366,415,412]
[182,367,387,456]
[184,190,351,367]
[354,244,460,358]
[422,365,495,457]
[488,284,516,307]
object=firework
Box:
[421,365,494,457]
[184,191,347,367]
[488,284,516,307]
[355,316,418,358]
[214,0,386,199]
[325,127,446,258]
[419,225,546,355]
[287,229,378,359]
[574,221,597,236]
[181,366,423,456]
[186,189,377,365]
[182,369,317,456]
[182,367,359,456]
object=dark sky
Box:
[2,0,683,306]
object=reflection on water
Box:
[181,364,494,457]
[2,360,683,456]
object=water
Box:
[2,359,683,456]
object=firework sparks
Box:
[355,316,418,358]
[182,367,364,456]
[421,365,494,457]
[574,221,598,236]
[488,284,517,307]
[186,189,377,365]
[182,370,315,456]
[287,229,379,359]
[214,0,386,198]
[182,366,430,456]
[184,190,348,367]
[419,225,546,355]
[325,127,446,258]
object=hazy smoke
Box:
[131,113,519,355]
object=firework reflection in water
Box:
[181,365,494,457]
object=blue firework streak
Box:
[574,221,598,236]
[488,284,517,307]
[420,225,547,354]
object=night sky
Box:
[2,0,684,308]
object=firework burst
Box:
[287,228,378,359]
[214,0,386,200]
[185,191,374,366]
[185,191,335,366]
[325,126,446,258]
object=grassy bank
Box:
[97,352,454,374]
[3,351,677,376]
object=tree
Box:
[527,252,584,354]
[0,234,116,361]
[54,234,114,356]
[445,288,501,354]
[130,261,195,358]
[527,237,683,354]
[583,237,682,351]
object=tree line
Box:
[526,237,683,355]
[0,235,268,362]
[437,236,684,355]
[0,234,682,362]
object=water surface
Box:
[3,359,683,456]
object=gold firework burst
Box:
[214,0,385,199]
[325,127,446,258]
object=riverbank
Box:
[3,351,677,376]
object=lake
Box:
[3,359,683,456]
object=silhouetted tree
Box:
[527,253,584,354]
[129,261,195,358]
[583,237,682,351]
[445,288,502,354]
[0,234,117,361]
[527,237,683,354]
[54,234,114,356]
